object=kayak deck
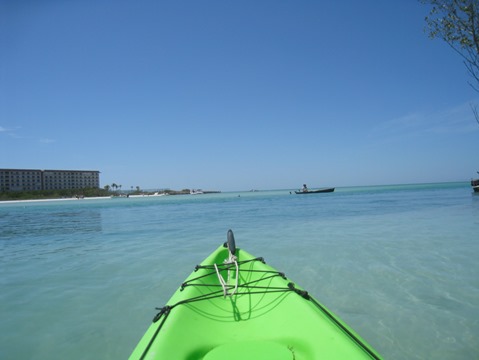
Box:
[130,240,382,359]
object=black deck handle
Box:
[226,229,236,255]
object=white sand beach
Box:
[0,196,112,204]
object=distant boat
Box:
[152,192,167,196]
[295,187,335,194]
[472,177,479,193]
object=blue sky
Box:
[1,0,478,191]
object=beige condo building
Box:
[0,169,100,192]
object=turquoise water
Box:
[1,182,478,359]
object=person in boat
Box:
[302,184,308,192]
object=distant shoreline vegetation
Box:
[0,187,221,201]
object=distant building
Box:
[0,169,100,192]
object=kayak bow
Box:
[130,230,382,360]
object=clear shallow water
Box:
[1,182,478,359]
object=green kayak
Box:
[130,230,382,360]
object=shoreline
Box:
[0,196,112,204]
[0,181,470,204]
